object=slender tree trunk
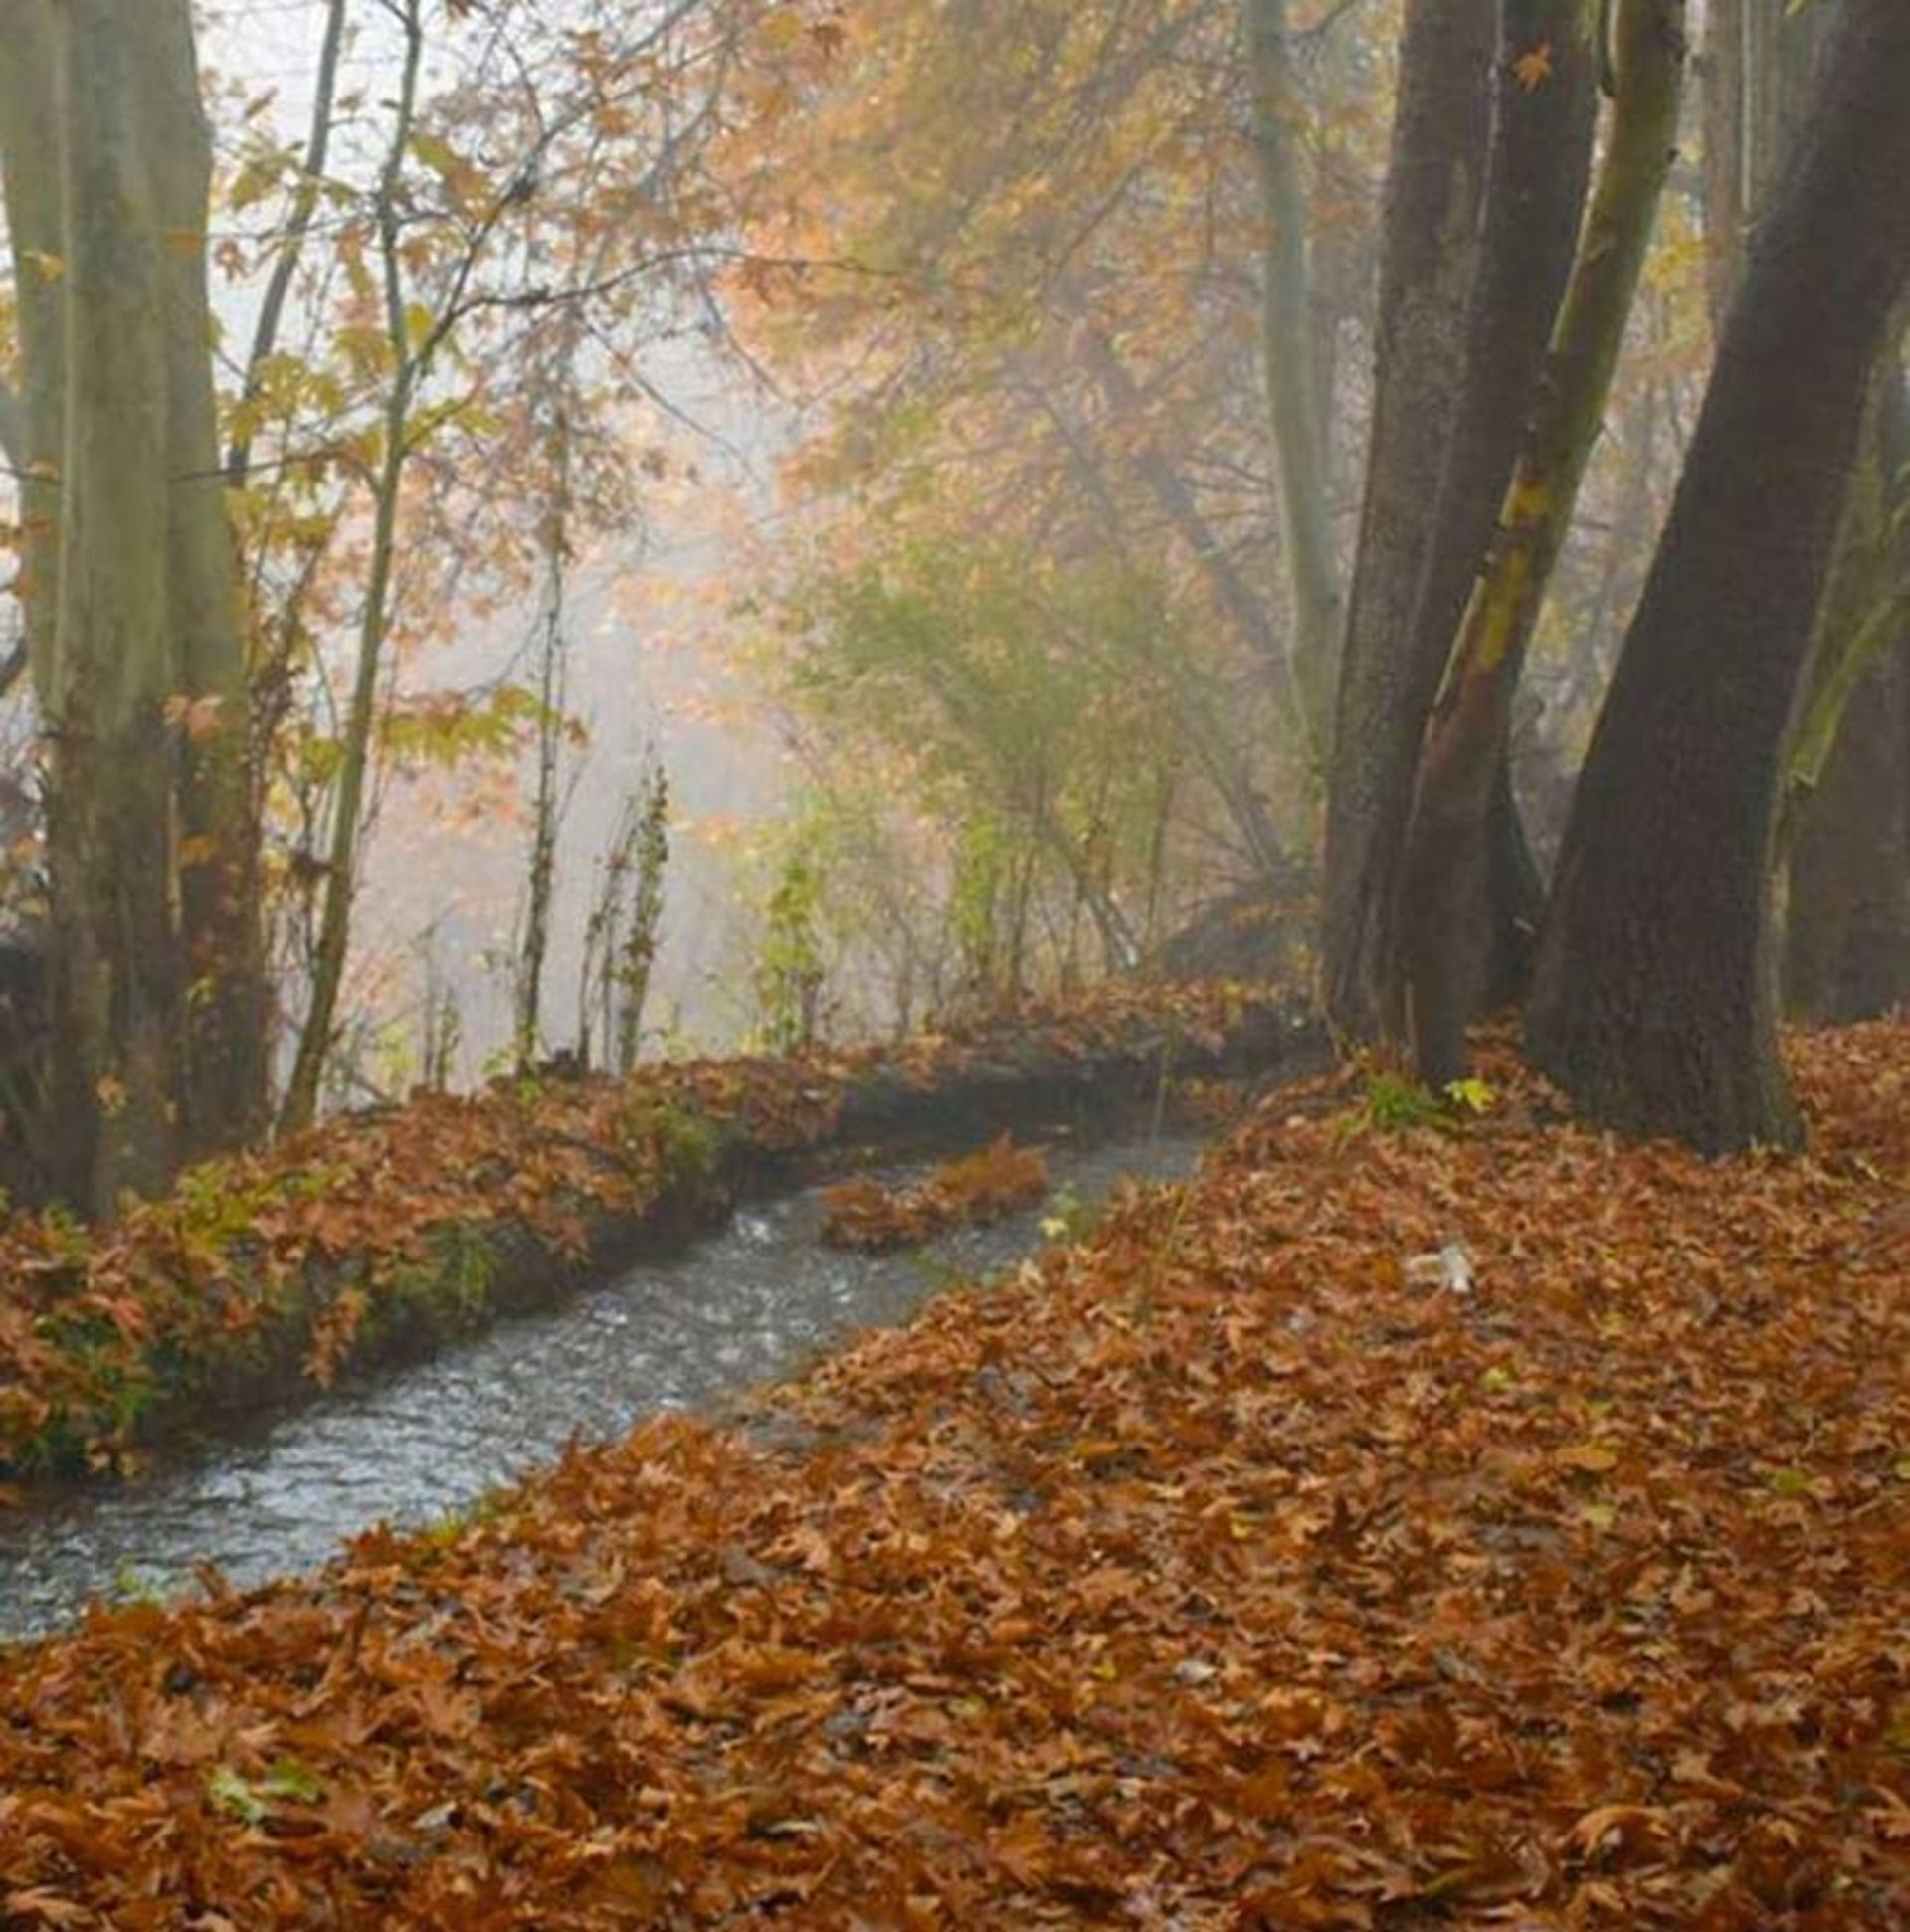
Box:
[516,411,571,1073]
[226,0,349,489]
[1242,0,1341,760]
[1402,0,1600,1009]
[0,378,23,473]
[1053,313,1298,881]
[1699,0,1745,321]
[1391,0,1685,1084]
[0,0,67,705]
[1530,0,1910,1149]
[1320,0,1496,1038]
[280,0,425,1134]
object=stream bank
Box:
[0,981,1321,1483]
[0,1126,1207,1640]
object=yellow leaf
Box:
[1513,41,1554,91]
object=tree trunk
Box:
[226,0,349,490]
[1320,0,1496,1038]
[516,410,571,1073]
[1530,0,1910,1150]
[1782,366,1910,1021]
[1701,0,1837,326]
[1242,0,1341,760]
[1784,635,1910,1021]
[280,0,426,1135]
[45,2,190,1210]
[1323,0,1597,1042]
[141,1,269,1158]
[1390,0,1679,1084]
[1055,309,1299,881]
[0,0,67,705]
[1698,0,1748,322]
[3,1,267,1208]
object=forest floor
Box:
[1,1021,1906,1928]
[0,979,1307,1481]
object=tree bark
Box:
[45,1,190,1210]
[1322,0,1597,1043]
[1530,0,1910,1149]
[0,377,24,474]
[1701,0,1836,326]
[1320,0,1496,1038]
[1784,635,1910,1021]
[141,1,270,1157]
[1781,366,1910,1021]
[3,0,269,1207]
[282,0,425,1133]
[1242,0,1341,761]
[0,0,67,704]
[1698,0,1748,323]
[1390,0,1675,1084]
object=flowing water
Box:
[0,1124,1208,1642]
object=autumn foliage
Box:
[821,1135,1050,1252]
[0,979,1293,1479]
[0,1020,1904,1925]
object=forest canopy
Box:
[0,0,1904,1214]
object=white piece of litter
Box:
[1404,1243,1475,1295]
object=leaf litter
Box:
[0,1020,1904,1927]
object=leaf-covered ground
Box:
[2,1022,1905,1928]
[0,979,1293,1479]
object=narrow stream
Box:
[0,1125,1206,1642]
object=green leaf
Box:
[208,1759,324,1825]
[409,130,463,180]
[208,1767,269,1826]
[1443,1077,1495,1115]
[261,1759,326,1804]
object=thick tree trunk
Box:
[1390,0,1679,1084]
[1530,0,1910,1150]
[1784,638,1910,1021]
[46,2,190,1210]
[1782,368,1910,1021]
[1242,0,1341,760]
[1320,0,1495,1038]
[3,0,267,1209]
[1322,0,1596,1042]
[1701,0,1836,326]
[141,2,269,1157]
